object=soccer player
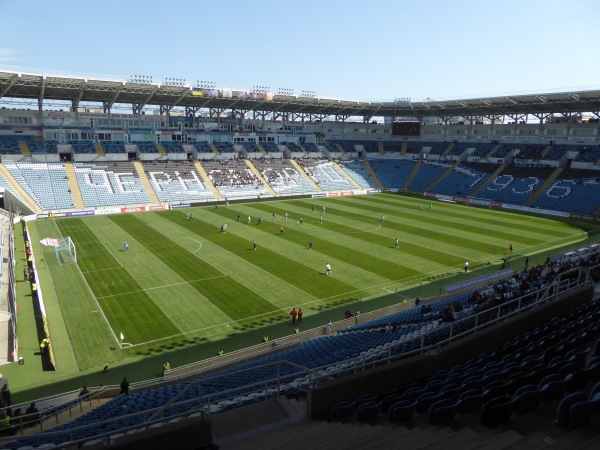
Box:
[247,216,251,224]
[429,202,433,209]
[309,239,313,250]
[464,261,469,272]
[322,206,326,213]
[253,240,257,251]
[190,213,193,220]
[299,217,303,225]
[237,213,241,222]
[272,212,276,219]
[280,226,284,236]
[124,239,128,251]
[326,263,332,275]
[395,238,399,249]
[258,216,262,225]
[319,215,323,224]
[509,243,513,253]
[226,201,229,208]
[381,215,385,223]
[312,206,315,214]
[285,212,288,221]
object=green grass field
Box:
[30,193,593,372]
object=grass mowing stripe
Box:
[157,210,360,300]
[320,198,548,247]
[55,218,180,344]
[215,205,420,280]
[353,194,578,238]
[298,202,516,253]
[240,204,431,277]
[109,214,278,321]
[243,201,472,265]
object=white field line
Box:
[48,221,121,348]
[81,266,123,274]
[96,274,228,300]
[99,240,124,268]
[145,223,228,277]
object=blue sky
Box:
[1,0,598,102]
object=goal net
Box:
[55,236,77,265]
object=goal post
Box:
[55,236,77,265]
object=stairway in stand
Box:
[132,161,160,204]
[18,140,31,157]
[63,162,85,209]
[524,167,564,206]
[94,142,105,156]
[244,160,277,197]
[362,157,383,189]
[290,159,323,193]
[193,161,223,200]
[0,164,41,213]
[402,159,423,190]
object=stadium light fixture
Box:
[163,77,186,87]
[252,85,271,95]
[196,80,216,90]
[129,75,153,85]
[394,97,411,104]
[276,88,295,97]
[300,90,316,98]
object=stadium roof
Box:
[1,70,600,121]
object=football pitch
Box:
[32,194,592,370]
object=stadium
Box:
[2,2,600,443]
[0,67,598,448]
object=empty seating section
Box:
[479,174,543,204]
[492,145,514,159]
[4,162,74,210]
[254,159,317,196]
[543,146,565,161]
[301,160,353,191]
[213,142,235,153]
[23,136,47,153]
[574,146,600,163]
[160,141,186,153]
[338,161,376,189]
[203,160,270,198]
[260,142,280,153]
[430,164,489,196]
[362,141,379,153]
[145,161,216,203]
[0,172,21,201]
[132,141,157,153]
[0,136,29,154]
[193,141,213,153]
[533,177,600,215]
[74,162,150,207]
[303,142,320,153]
[68,139,95,153]
[422,141,447,155]
[328,140,357,152]
[408,161,452,191]
[239,142,260,153]
[369,159,415,188]
[99,141,126,154]
[0,136,21,153]
[383,141,405,153]
[470,143,494,158]
[282,142,302,152]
